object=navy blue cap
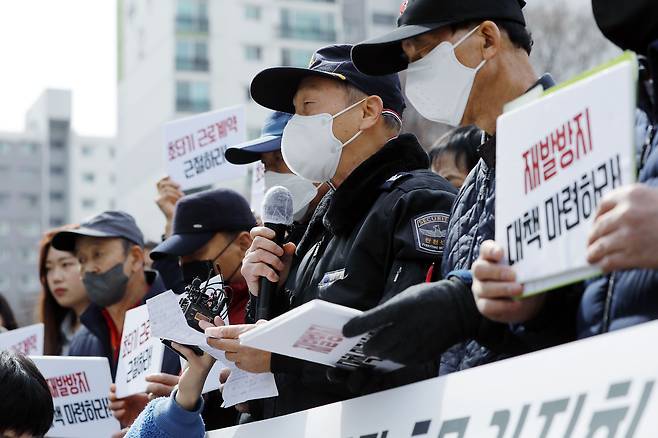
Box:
[250,44,406,118]
[52,211,145,252]
[225,111,293,165]
[150,188,256,260]
[352,0,526,76]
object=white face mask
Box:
[405,26,485,127]
[264,171,318,221]
[281,98,366,183]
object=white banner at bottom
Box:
[208,319,658,438]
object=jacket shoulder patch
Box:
[413,212,449,255]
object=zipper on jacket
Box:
[601,273,616,334]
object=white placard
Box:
[250,161,266,217]
[496,53,637,295]
[164,105,248,190]
[240,300,402,372]
[210,319,658,437]
[31,356,120,438]
[0,323,44,355]
[114,304,165,398]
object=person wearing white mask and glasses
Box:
[202,44,457,419]
[225,111,328,244]
[343,0,581,375]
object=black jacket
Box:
[68,270,181,380]
[439,74,582,374]
[251,134,456,417]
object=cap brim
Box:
[51,228,123,252]
[225,135,282,165]
[149,232,215,260]
[251,67,349,113]
[352,23,449,76]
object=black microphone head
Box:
[262,186,294,226]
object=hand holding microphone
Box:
[241,186,296,320]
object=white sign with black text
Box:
[31,356,120,438]
[210,319,658,438]
[163,105,247,190]
[496,53,637,295]
[114,304,165,398]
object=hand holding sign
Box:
[108,384,149,428]
[472,240,546,324]
[587,184,658,272]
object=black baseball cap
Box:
[250,44,406,119]
[351,0,527,76]
[225,111,292,165]
[150,188,256,260]
[592,0,658,55]
[52,211,145,252]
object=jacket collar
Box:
[324,133,429,235]
[478,73,556,168]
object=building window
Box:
[0,275,9,290]
[109,147,115,158]
[176,81,211,113]
[281,48,315,67]
[82,173,95,183]
[176,0,209,33]
[20,143,39,156]
[16,221,40,237]
[50,217,65,227]
[109,174,116,184]
[50,165,65,175]
[82,145,93,156]
[280,9,336,42]
[0,221,10,236]
[244,45,262,61]
[372,12,396,26]
[0,142,9,155]
[0,193,8,207]
[176,39,209,71]
[82,198,96,209]
[51,140,65,150]
[50,191,64,201]
[20,193,39,208]
[245,4,261,20]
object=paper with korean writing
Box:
[164,105,248,190]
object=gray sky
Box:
[0,0,116,137]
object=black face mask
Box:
[181,235,239,285]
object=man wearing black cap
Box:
[142,188,258,429]
[343,0,580,372]
[150,188,257,323]
[51,211,181,427]
[206,44,456,417]
[224,111,328,244]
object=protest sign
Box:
[114,304,165,398]
[496,53,637,295]
[210,318,658,438]
[164,105,248,190]
[31,356,120,438]
[0,323,44,355]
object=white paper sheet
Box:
[147,290,278,406]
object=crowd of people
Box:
[1,0,658,436]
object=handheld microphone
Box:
[257,186,294,320]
